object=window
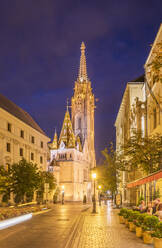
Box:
[7,123,12,132]
[20,130,24,138]
[20,148,23,156]
[40,141,43,148]
[153,108,157,129]
[31,152,34,160]
[31,136,35,144]
[6,143,11,152]
[40,156,43,164]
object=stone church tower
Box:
[49,42,96,201]
[71,42,96,168]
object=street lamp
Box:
[92,173,96,213]
[98,185,102,206]
[61,185,64,205]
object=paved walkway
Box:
[74,201,152,248]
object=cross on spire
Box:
[78,42,88,82]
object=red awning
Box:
[127,171,162,188]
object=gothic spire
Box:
[51,129,58,149]
[78,42,88,82]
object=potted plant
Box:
[128,211,139,232]
[152,222,162,248]
[142,215,159,244]
[123,209,132,227]
[118,208,127,224]
[134,213,148,238]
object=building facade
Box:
[49,42,96,201]
[115,24,162,205]
[115,78,146,205]
[0,94,50,170]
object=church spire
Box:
[78,42,88,82]
[51,129,58,149]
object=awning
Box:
[127,170,162,188]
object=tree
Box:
[0,166,11,203]
[37,171,57,203]
[117,132,162,174]
[11,159,40,203]
[96,143,118,198]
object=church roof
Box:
[59,108,75,148]
[78,42,88,82]
[131,74,145,82]
[0,93,46,136]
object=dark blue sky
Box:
[0,0,161,161]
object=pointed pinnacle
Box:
[81,42,86,51]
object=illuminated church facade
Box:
[49,42,96,201]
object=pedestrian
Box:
[152,198,160,214]
[145,202,153,215]
[139,200,146,213]
[155,203,162,221]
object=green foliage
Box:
[152,222,162,239]
[39,171,57,190]
[118,208,128,216]
[37,171,57,202]
[11,159,40,203]
[117,131,162,174]
[0,159,57,204]
[0,165,11,203]
[126,210,140,222]
[143,215,159,231]
[123,209,132,219]
[97,143,118,195]
[134,213,148,227]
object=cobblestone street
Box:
[0,203,155,248]
[75,202,152,248]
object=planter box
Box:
[119,216,125,224]
[123,218,126,224]
[143,231,153,244]
[136,226,143,238]
[153,237,162,248]
[129,222,135,232]
[125,219,129,227]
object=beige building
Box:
[115,77,146,205]
[115,24,162,205]
[145,23,162,136]
[49,42,96,201]
[0,93,50,170]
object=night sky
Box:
[0,0,161,162]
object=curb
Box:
[0,209,52,230]
[32,209,52,216]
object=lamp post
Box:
[61,185,64,205]
[98,185,101,206]
[92,173,96,213]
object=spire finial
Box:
[78,41,88,82]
